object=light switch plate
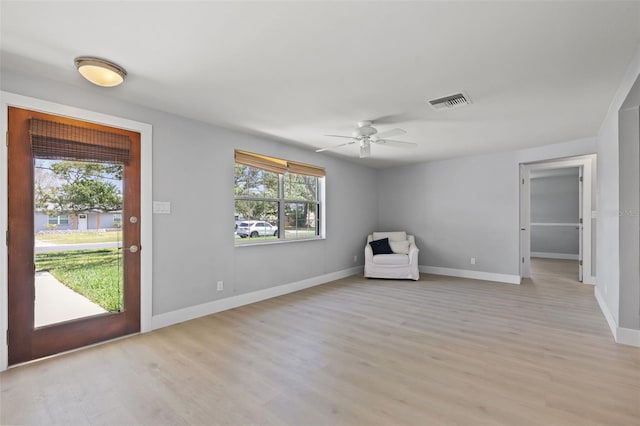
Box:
[153,201,171,214]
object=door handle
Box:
[120,245,139,253]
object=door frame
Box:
[519,154,596,285]
[0,91,153,371]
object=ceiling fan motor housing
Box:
[353,121,377,138]
[318,120,413,157]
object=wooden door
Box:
[7,107,141,365]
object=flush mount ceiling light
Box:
[74,56,127,87]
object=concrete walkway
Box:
[34,241,122,253]
[35,271,107,327]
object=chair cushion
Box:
[369,238,393,255]
[389,240,410,254]
[373,253,409,265]
[373,231,407,242]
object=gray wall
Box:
[530,173,579,255]
[618,77,640,330]
[530,228,579,255]
[596,46,640,332]
[88,213,117,230]
[377,139,596,277]
[34,213,52,232]
[1,70,378,316]
[4,47,639,337]
[530,173,579,223]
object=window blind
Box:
[30,118,131,165]
[287,160,325,177]
[235,150,325,177]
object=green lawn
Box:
[35,249,122,312]
[36,230,122,244]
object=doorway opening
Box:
[520,155,596,285]
[530,167,581,282]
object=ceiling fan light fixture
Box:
[359,141,371,158]
[75,56,127,87]
[319,121,414,158]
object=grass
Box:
[36,230,122,244]
[35,249,123,312]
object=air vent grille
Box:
[428,92,471,110]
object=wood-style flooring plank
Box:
[1,259,638,425]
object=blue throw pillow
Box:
[369,237,393,255]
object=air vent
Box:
[428,92,471,110]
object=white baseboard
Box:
[594,286,617,340]
[617,327,640,347]
[594,286,640,347]
[151,266,363,330]
[419,265,521,285]
[531,252,579,260]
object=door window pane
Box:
[34,159,124,327]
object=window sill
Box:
[235,236,325,247]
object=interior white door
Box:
[578,167,583,282]
[519,164,531,278]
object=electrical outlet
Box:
[217,281,224,291]
[353,255,358,263]
[470,257,476,265]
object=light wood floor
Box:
[1,260,639,425]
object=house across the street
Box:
[34,211,122,232]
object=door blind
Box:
[30,118,131,165]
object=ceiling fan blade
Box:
[324,134,355,139]
[373,139,418,148]
[315,140,355,153]
[375,128,406,139]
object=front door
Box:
[7,107,141,365]
[77,214,88,231]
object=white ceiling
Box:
[1,1,639,168]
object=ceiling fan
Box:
[316,121,417,158]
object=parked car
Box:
[236,220,278,238]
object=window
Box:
[48,214,70,225]
[113,213,122,228]
[235,150,325,244]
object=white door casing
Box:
[578,167,584,282]
[519,155,596,285]
[519,164,531,278]
[0,91,153,372]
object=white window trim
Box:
[234,164,326,245]
[48,214,70,225]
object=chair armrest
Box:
[408,242,419,264]
[365,243,374,262]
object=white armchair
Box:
[364,231,420,281]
